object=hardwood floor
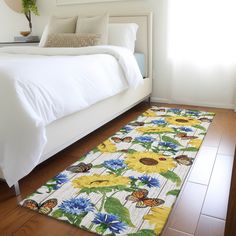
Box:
[0,102,235,236]
[225,147,236,236]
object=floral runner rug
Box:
[20,106,214,236]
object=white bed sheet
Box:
[0,46,143,186]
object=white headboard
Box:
[110,12,153,78]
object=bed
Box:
[0,12,153,195]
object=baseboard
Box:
[151,97,171,104]
[151,97,235,110]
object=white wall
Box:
[0,0,235,109]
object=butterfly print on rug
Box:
[23,199,58,215]
[175,155,193,166]
[111,136,132,143]
[176,133,198,140]
[126,189,164,208]
[66,163,93,173]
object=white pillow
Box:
[76,13,109,45]
[39,16,77,47]
[108,23,139,53]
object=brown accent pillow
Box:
[44,33,101,48]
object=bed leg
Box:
[148,96,151,105]
[14,182,21,196]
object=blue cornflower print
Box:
[121,125,133,133]
[53,173,69,189]
[59,197,94,215]
[135,136,155,143]
[129,176,137,181]
[138,175,160,188]
[104,159,126,171]
[151,119,167,125]
[159,142,178,150]
[93,213,127,234]
[186,110,200,116]
[54,173,68,185]
[179,127,193,132]
[45,173,69,192]
[168,108,182,113]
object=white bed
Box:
[0,12,153,194]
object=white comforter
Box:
[0,46,143,186]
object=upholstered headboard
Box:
[110,12,153,78]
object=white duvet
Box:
[0,45,143,186]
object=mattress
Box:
[134,52,146,77]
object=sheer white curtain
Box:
[167,0,236,110]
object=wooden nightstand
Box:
[0,41,39,47]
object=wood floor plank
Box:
[0,197,19,221]
[0,207,35,236]
[168,182,207,234]
[188,146,217,185]
[217,112,236,155]
[195,215,225,236]
[218,133,236,156]
[202,154,234,220]
[162,227,193,236]
[202,113,224,147]
[225,148,236,236]
[13,214,95,236]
